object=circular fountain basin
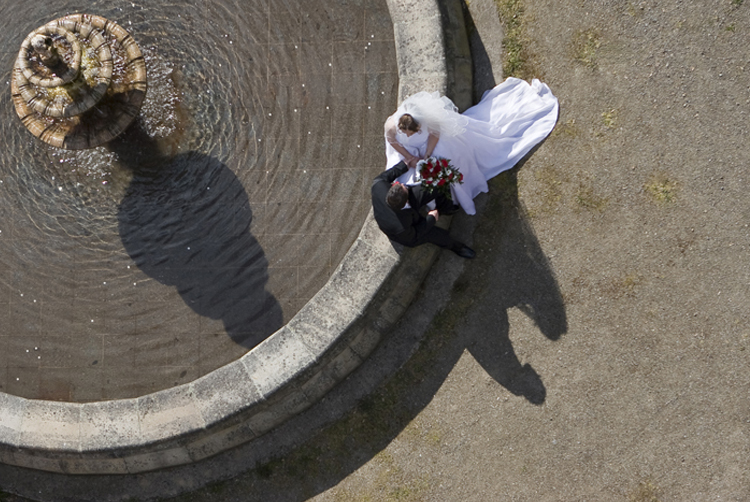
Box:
[0,0,396,402]
[0,0,464,479]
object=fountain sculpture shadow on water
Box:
[112,124,283,349]
[10,12,281,341]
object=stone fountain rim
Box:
[0,0,469,475]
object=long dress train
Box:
[384,77,559,215]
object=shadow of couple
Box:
[455,167,566,405]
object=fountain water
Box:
[0,0,396,402]
[0,0,409,484]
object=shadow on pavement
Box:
[462,167,567,405]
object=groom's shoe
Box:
[453,244,476,259]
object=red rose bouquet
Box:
[416,156,463,199]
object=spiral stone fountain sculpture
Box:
[11,14,147,150]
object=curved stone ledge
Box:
[0,0,458,475]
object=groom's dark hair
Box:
[386,184,408,209]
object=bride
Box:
[384,77,559,215]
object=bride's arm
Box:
[385,121,418,167]
[424,132,439,158]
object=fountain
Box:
[11,14,147,149]
[0,1,398,403]
[0,0,434,485]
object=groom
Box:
[371,160,475,259]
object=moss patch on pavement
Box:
[495,0,540,79]
[571,28,602,68]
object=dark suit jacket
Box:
[371,161,437,247]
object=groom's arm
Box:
[372,161,411,239]
[373,161,409,186]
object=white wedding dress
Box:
[384,77,559,215]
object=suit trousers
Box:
[415,226,456,250]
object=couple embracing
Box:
[372,77,559,258]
